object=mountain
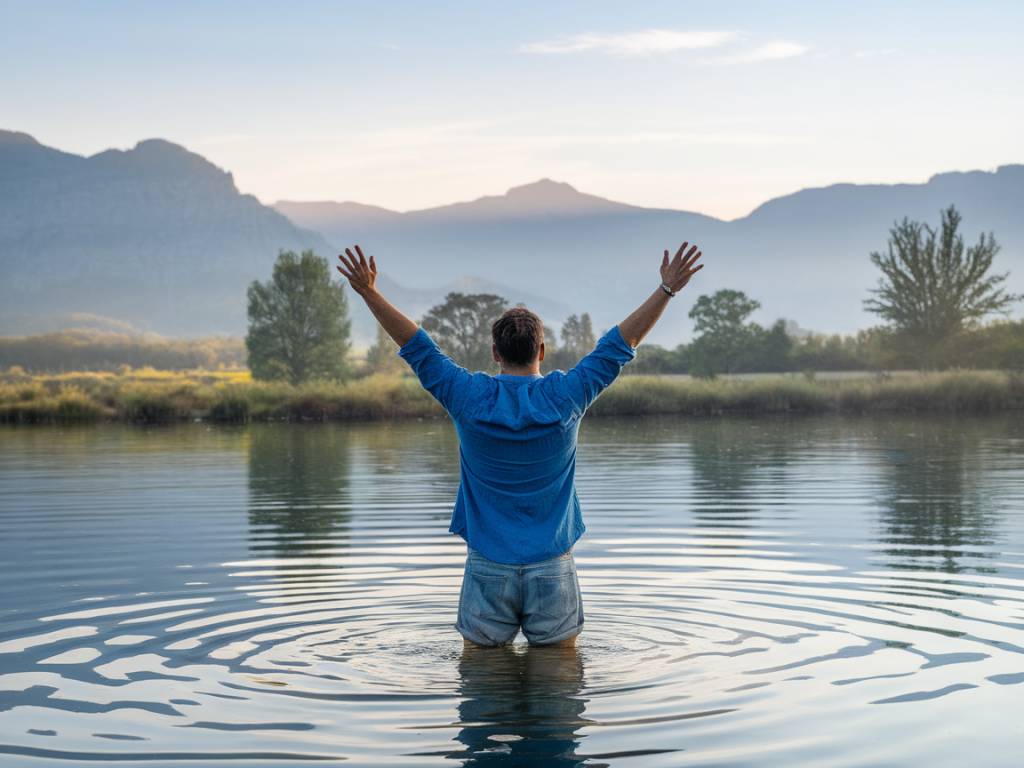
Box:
[0,132,571,343]
[0,130,338,336]
[277,168,1024,342]
[2,129,1021,347]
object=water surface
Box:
[1,416,1023,766]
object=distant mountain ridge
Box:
[0,130,567,342]
[0,129,333,336]
[276,165,1024,341]
[2,129,1021,345]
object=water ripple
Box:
[1,417,1023,765]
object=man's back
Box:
[398,325,636,564]
[336,239,704,646]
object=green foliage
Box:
[742,319,794,373]
[538,323,559,373]
[687,289,763,377]
[0,329,245,373]
[208,387,251,423]
[3,369,1024,423]
[420,292,508,371]
[0,383,107,424]
[559,313,595,362]
[246,250,352,384]
[864,206,1022,367]
[365,325,404,375]
[629,343,688,374]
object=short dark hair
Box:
[491,306,544,366]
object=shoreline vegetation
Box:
[2,368,1022,425]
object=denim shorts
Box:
[455,546,584,646]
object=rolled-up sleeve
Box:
[562,325,636,415]
[397,327,473,418]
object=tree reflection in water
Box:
[247,423,353,559]
[874,420,1001,574]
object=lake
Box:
[1,416,1023,766]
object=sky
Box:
[2,0,1021,219]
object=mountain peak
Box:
[83,137,235,188]
[403,177,637,221]
[506,178,580,197]
[132,137,192,155]
[0,129,41,146]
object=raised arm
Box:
[338,245,473,417]
[617,242,704,348]
[336,245,418,346]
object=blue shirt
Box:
[397,324,636,564]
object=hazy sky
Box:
[2,0,1020,219]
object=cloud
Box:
[521,29,738,57]
[708,40,808,65]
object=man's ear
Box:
[492,343,501,364]
[538,342,545,362]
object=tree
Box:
[421,292,508,371]
[540,323,560,373]
[864,206,1021,366]
[365,324,403,375]
[687,289,761,377]
[559,313,596,365]
[742,319,793,372]
[246,249,351,383]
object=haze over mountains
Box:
[2,129,1021,347]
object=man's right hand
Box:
[661,242,703,293]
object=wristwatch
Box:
[660,282,676,297]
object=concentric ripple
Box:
[1,416,1023,766]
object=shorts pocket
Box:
[465,571,509,622]
[532,572,576,621]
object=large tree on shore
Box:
[864,206,1021,365]
[687,289,762,377]
[421,292,508,371]
[246,250,351,383]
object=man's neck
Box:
[499,365,541,376]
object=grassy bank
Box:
[2,368,1023,425]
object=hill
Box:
[277,169,1024,343]
[1,129,1020,347]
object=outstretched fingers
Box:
[338,245,378,289]
[683,248,702,271]
[355,244,369,269]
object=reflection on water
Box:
[1,415,1023,766]
[248,424,353,559]
[453,642,592,766]
[873,422,1001,573]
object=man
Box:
[337,243,703,648]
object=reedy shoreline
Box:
[2,369,1022,425]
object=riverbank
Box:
[2,369,1022,424]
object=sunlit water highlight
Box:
[1,416,1023,766]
